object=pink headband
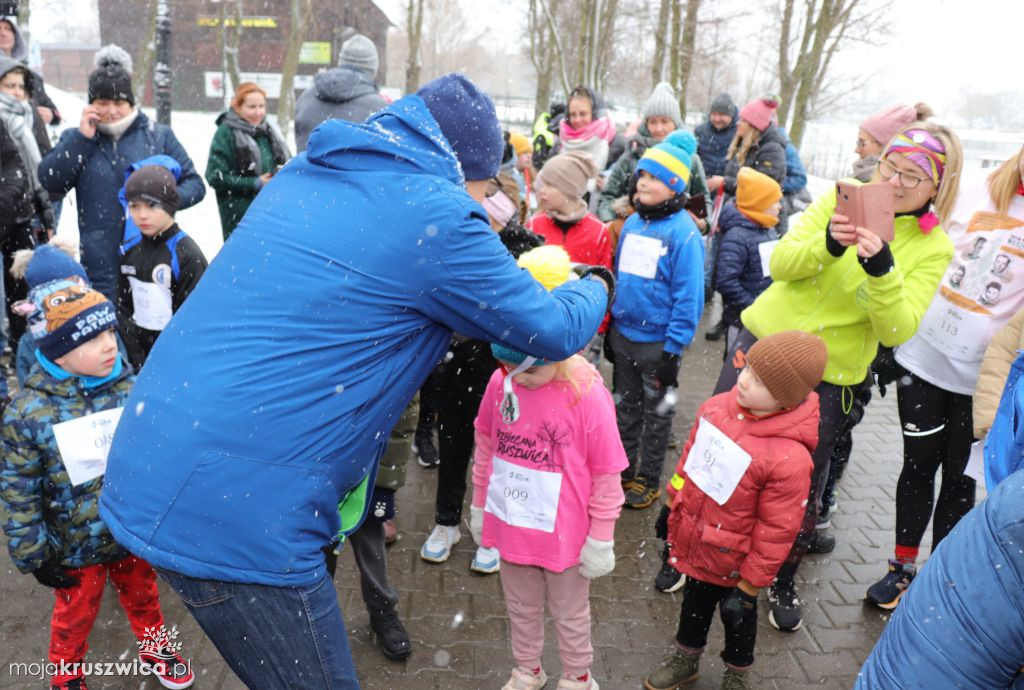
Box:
[886,129,946,184]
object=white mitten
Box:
[469,505,485,545]
[578,537,615,579]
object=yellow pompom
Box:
[517,245,572,291]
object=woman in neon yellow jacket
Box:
[711,121,961,634]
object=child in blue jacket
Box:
[609,130,705,509]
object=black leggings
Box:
[894,369,976,550]
[676,577,756,668]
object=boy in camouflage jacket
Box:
[0,266,193,690]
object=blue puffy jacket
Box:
[984,350,1024,489]
[98,95,607,587]
[38,111,205,300]
[611,208,705,354]
[856,468,1024,689]
[715,203,778,327]
[774,129,808,196]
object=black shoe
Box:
[807,528,836,554]
[654,559,685,593]
[371,610,412,660]
[624,475,661,509]
[704,319,727,341]
[413,433,439,468]
[767,578,802,632]
[865,560,916,610]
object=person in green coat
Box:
[205,82,290,240]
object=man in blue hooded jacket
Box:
[98,73,610,688]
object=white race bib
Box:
[485,456,562,532]
[683,418,753,505]
[964,441,986,486]
[917,296,992,361]
[52,407,124,486]
[758,240,780,278]
[618,233,664,279]
[128,276,173,331]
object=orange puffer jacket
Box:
[665,388,818,588]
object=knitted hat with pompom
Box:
[636,130,697,194]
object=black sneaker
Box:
[807,529,836,554]
[865,560,916,610]
[654,559,685,593]
[371,610,412,660]
[413,433,439,468]
[624,476,661,509]
[767,578,802,632]
[704,319,727,341]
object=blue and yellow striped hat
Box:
[636,130,697,194]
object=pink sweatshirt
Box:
[472,360,627,572]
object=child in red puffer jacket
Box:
[644,330,826,690]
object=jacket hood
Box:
[313,66,379,104]
[305,93,464,186]
[758,125,788,149]
[725,387,819,454]
[0,53,27,87]
[0,17,26,62]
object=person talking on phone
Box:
[864,141,1024,611]
[38,45,205,302]
[709,121,961,633]
[206,81,291,240]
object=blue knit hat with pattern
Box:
[27,278,117,360]
[416,73,504,181]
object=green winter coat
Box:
[741,182,954,386]
[598,123,711,222]
[206,119,276,240]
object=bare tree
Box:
[132,0,158,92]
[404,0,424,92]
[221,0,243,94]
[650,0,671,89]
[527,0,559,119]
[276,0,313,138]
[676,0,701,114]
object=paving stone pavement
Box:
[0,305,953,689]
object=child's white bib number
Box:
[485,457,562,533]
[683,418,752,505]
[758,240,780,277]
[618,234,664,279]
[52,407,124,486]
[128,277,173,331]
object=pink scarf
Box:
[560,115,617,144]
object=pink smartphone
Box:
[835,181,895,243]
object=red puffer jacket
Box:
[665,388,818,588]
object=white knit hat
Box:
[338,34,378,78]
[643,82,682,129]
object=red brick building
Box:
[95,0,391,110]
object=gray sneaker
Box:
[644,648,700,689]
[721,667,751,690]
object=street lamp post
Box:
[154,0,172,125]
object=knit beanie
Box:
[490,245,572,365]
[736,167,783,228]
[21,241,88,288]
[643,81,682,129]
[508,131,532,157]
[125,165,180,216]
[416,73,504,181]
[860,103,921,149]
[745,331,827,410]
[538,151,597,200]
[738,95,779,132]
[27,278,117,361]
[710,93,736,116]
[88,44,134,105]
[338,34,378,78]
[636,130,697,194]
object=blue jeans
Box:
[156,568,358,689]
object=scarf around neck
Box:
[559,115,617,144]
[221,109,290,176]
[0,91,40,189]
[635,192,689,220]
[96,108,139,142]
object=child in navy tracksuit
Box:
[118,165,208,370]
[608,130,705,509]
[714,167,783,354]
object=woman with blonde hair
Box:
[712,119,962,632]
[707,95,788,198]
[206,82,291,239]
[865,140,1024,610]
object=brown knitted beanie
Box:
[538,151,598,200]
[745,330,827,409]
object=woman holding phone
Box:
[865,142,1024,610]
[709,121,961,633]
[206,82,291,240]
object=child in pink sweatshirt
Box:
[469,247,627,690]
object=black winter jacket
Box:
[715,202,779,327]
[722,126,788,197]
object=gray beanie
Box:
[643,81,682,128]
[339,34,379,78]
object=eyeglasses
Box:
[855,139,871,148]
[878,159,930,189]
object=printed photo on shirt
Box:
[962,236,988,261]
[979,280,1003,307]
[991,253,1014,282]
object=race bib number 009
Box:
[485,456,562,532]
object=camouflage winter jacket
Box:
[0,361,134,573]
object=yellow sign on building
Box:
[197,16,279,28]
[299,42,332,65]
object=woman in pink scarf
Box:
[559,85,617,171]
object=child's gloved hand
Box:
[32,555,79,589]
[469,505,484,546]
[654,504,671,540]
[578,537,615,579]
[720,587,758,628]
[656,351,681,389]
